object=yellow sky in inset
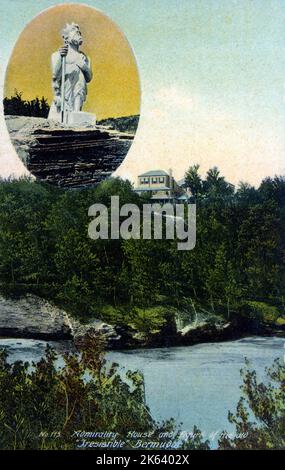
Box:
[4,3,140,120]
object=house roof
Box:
[138,170,169,177]
[177,178,186,187]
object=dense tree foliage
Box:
[3,90,50,118]
[0,169,284,333]
[184,164,234,200]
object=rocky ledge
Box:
[0,295,123,348]
[5,115,134,188]
[0,295,72,341]
[0,295,284,349]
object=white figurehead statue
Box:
[48,23,93,124]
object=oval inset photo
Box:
[4,3,140,187]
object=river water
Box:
[0,336,283,447]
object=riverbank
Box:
[1,294,285,350]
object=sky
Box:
[0,0,285,186]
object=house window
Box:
[140,178,149,184]
[159,177,164,183]
[152,177,157,183]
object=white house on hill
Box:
[134,169,189,203]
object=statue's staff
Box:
[60,41,68,124]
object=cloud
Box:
[154,85,194,111]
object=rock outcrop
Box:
[0,295,72,340]
[179,321,236,345]
[71,319,122,349]
[0,295,123,348]
[5,115,134,188]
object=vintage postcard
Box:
[0,0,284,457]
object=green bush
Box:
[128,306,171,342]
[219,359,285,450]
[242,301,282,323]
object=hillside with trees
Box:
[0,168,284,340]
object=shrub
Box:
[219,359,285,450]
